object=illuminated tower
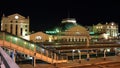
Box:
[1,13,29,37]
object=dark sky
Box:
[0,0,120,32]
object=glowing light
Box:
[24,42,26,44]
[111,23,114,25]
[106,49,110,52]
[49,36,52,42]
[62,18,77,24]
[96,26,98,29]
[55,28,60,33]
[78,50,80,53]
[36,36,42,40]
[31,44,34,47]
[103,33,109,39]
[73,49,75,52]
[14,37,18,41]
[15,15,19,19]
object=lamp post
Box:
[72,50,75,61]
[78,50,81,63]
[104,49,106,60]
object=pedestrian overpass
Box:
[0,31,67,64]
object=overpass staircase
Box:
[0,31,67,64]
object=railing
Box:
[0,31,67,63]
[0,47,20,68]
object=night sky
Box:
[0,0,120,32]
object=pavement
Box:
[19,56,120,68]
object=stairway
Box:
[0,32,67,64]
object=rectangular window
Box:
[21,28,22,36]
[16,25,18,35]
[11,24,12,33]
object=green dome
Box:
[60,23,77,31]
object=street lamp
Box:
[104,49,106,60]
[78,50,81,63]
[72,50,75,61]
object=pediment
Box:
[7,13,26,19]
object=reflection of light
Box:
[31,44,34,47]
[27,56,32,59]
[24,42,26,44]
[14,37,18,41]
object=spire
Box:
[67,10,70,18]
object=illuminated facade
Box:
[1,13,118,43]
[1,13,30,39]
[45,18,90,43]
[92,22,119,39]
[29,18,90,43]
[30,32,50,42]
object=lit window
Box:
[36,36,42,40]
[96,26,98,29]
